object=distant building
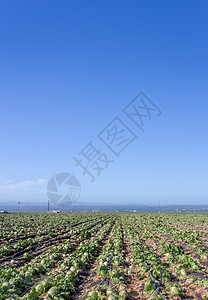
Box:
[0,210,8,214]
[48,210,62,213]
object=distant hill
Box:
[0,201,208,212]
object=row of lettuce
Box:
[0,213,99,239]
[0,213,207,299]
[0,215,100,257]
[0,215,115,299]
[122,215,208,299]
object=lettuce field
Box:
[0,212,208,299]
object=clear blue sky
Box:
[0,0,207,205]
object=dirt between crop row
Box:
[70,221,117,299]
[19,219,116,298]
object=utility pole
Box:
[158,200,160,214]
[18,201,20,212]
[48,200,50,212]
